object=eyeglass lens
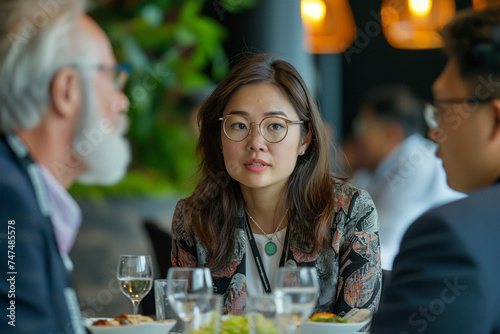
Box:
[115,70,129,90]
[223,115,288,142]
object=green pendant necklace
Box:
[246,209,288,256]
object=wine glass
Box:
[274,267,319,334]
[166,268,214,332]
[116,255,153,314]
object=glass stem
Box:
[285,323,300,334]
[181,320,189,333]
[131,300,140,314]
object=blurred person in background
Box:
[371,6,500,333]
[350,84,464,270]
[171,54,381,316]
[0,0,131,333]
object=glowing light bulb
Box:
[409,0,432,17]
[301,0,326,24]
[382,0,455,49]
[301,0,357,54]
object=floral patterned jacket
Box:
[171,182,381,315]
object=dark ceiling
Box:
[342,0,473,137]
[205,0,475,140]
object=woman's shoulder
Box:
[175,197,188,209]
[332,177,378,233]
[332,177,374,215]
[172,198,189,230]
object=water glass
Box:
[155,279,187,332]
[247,294,279,334]
[166,268,214,332]
[189,294,222,334]
[274,267,319,334]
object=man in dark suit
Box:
[0,1,131,333]
[371,6,500,334]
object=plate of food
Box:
[300,308,372,334]
[84,313,177,334]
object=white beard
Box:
[73,98,131,185]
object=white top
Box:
[354,134,465,270]
[246,227,287,295]
[39,165,82,254]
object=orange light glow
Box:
[301,0,327,24]
[301,0,357,54]
[473,0,500,10]
[409,0,432,18]
[382,0,455,50]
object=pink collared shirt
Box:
[39,165,82,253]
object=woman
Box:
[171,54,381,315]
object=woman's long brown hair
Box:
[184,54,338,272]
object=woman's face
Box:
[221,83,311,194]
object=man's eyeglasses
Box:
[219,115,304,143]
[424,96,494,129]
[73,63,132,90]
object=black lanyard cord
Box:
[243,214,290,293]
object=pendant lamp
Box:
[473,0,500,10]
[301,0,357,54]
[381,0,455,50]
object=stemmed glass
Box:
[247,294,279,334]
[274,267,319,334]
[166,268,214,332]
[116,255,153,314]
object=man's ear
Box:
[50,67,82,119]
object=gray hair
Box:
[0,0,95,133]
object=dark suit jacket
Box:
[371,183,500,334]
[0,137,74,333]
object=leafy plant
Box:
[70,0,255,198]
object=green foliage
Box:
[220,0,258,13]
[70,0,255,197]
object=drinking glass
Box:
[273,267,319,334]
[247,294,279,334]
[166,268,214,333]
[116,255,153,314]
[189,294,222,334]
[155,279,187,332]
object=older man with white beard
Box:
[0,1,131,333]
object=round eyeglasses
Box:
[219,115,304,143]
